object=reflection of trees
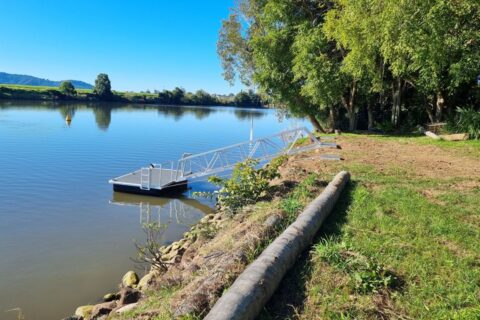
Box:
[59,105,76,120]
[156,105,215,121]
[157,105,186,121]
[234,109,267,120]
[0,100,273,128]
[93,106,112,131]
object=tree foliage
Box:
[93,73,113,100]
[219,0,480,131]
[58,81,76,96]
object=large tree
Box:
[326,0,480,123]
[218,0,366,131]
[93,73,113,100]
[59,81,77,97]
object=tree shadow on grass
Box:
[258,181,358,320]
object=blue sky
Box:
[0,0,245,94]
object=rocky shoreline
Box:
[63,212,226,320]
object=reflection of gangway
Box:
[109,127,337,196]
[110,194,214,227]
[139,200,188,225]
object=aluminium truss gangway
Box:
[109,127,337,196]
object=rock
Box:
[161,245,172,255]
[122,270,139,287]
[103,292,119,302]
[91,301,117,319]
[75,305,94,319]
[115,302,138,314]
[137,272,155,290]
[119,287,142,305]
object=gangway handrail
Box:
[110,127,335,192]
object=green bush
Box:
[206,156,286,212]
[451,107,480,139]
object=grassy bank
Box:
[70,135,479,319]
[263,135,480,319]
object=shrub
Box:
[132,221,168,271]
[205,156,286,212]
[59,81,76,96]
[450,107,480,139]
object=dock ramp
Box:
[109,127,337,196]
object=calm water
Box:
[0,100,307,320]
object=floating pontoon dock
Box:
[109,127,338,196]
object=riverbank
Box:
[66,134,480,319]
[0,84,266,109]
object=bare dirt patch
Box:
[334,136,480,180]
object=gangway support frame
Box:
[109,127,337,196]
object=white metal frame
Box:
[110,127,335,191]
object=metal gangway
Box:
[109,127,337,195]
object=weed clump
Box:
[315,240,399,294]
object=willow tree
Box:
[218,0,361,131]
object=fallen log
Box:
[439,133,469,141]
[204,171,351,320]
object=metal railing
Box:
[138,127,331,190]
[176,127,323,180]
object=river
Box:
[0,100,307,319]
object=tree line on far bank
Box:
[218,0,480,134]
[0,73,265,108]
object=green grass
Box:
[262,136,480,320]
[359,133,480,158]
[0,83,92,93]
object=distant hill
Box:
[0,72,93,89]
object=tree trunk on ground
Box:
[307,114,326,133]
[204,171,351,320]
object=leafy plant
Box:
[452,107,480,139]
[315,240,397,294]
[203,156,286,212]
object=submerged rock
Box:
[74,305,94,319]
[122,270,139,287]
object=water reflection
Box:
[0,100,268,131]
[93,106,112,131]
[110,192,214,241]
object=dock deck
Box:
[109,168,188,196]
